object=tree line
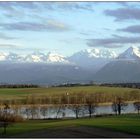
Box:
[0,84,39,88]
[100,83,140,89]
[51,82,140,89]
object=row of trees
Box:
[1,100,140,121]
[53,82,140,89]
[0,84,39,88]
[101,83,140,89]
[2,89,140,107]
[1,95,140,120]
[8,94,98,119]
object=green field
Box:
[2,114,140,137]
[0,86,140,137]
[0,86,140,101]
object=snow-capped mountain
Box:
[25,52,47,63]
[93,46,140,83]
[6,53,24,62]
[0,52,8,61]
[68,48,118,71]
[0,48,118,72]
[118,46,140,60]
[0,47,140,85]
[0,47,140,65]
[1,52,70,64]
[46,52,69,64]
[70,48,117,60]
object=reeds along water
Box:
[0,103,137,119]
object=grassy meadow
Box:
[1,114,140,137]
[0,86,140,101]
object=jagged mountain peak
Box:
[0,47,139,64]
[118,46,140,60]
[126,46,140,53]
[46,52,69,63]
[0,51,69,64]
[70,48,118,60]
[23,51,46,63]
[24,52,69,63]
[6,52,24,62]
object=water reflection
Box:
[4,103,136,119]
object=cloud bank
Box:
[87,35,140,48]
[0,21,70,32]
[104,8,140,21]
[118,25,140,34]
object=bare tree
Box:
[2,103,10,135]
[112,97,127,115]
[84,95,98,118]
[0,103,23,135]
[133,101,140,114]
[112,103,118,115]
[55,104,66,119]
[27,95,39,119]
[71,104,82,119]
[30,106,38,119]
[24,107,32,119]
[23,105,38,120]
[40,106,48,119]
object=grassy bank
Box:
[1,114,140,136]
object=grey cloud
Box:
[87,35,140,48]
[0,2,15,11]
[0,2,94,12]
[0,2,25,18]
[14,2,38,9]
[0,44,20,49]
[0,33,16,40]
[55,2,94,11]
[30,2,94,11]
[0,21,70,32]
[117,2,129,7]
[104,8,140,21]
[0,2,38,10]
[118,25,140,33]
[0,2,94,21]
[80,32,92,36]
[0,2,36,19]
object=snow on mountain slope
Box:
[88,48,117,58]
[25,52,47,63]
[68,48,117,71]
[118,46,140,60]
[6,53,24,62]
[0,52,69,64]
[46,52,69,64]
[0,52,8,61]
[70,48,117,60]
[5,52,69,64]
[0,48,118,72]
[0,47,140,65]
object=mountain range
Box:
[0,48,117,64]
[0,46,140,85]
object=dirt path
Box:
[10,126,140,138]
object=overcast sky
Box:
[0,2,140,56]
